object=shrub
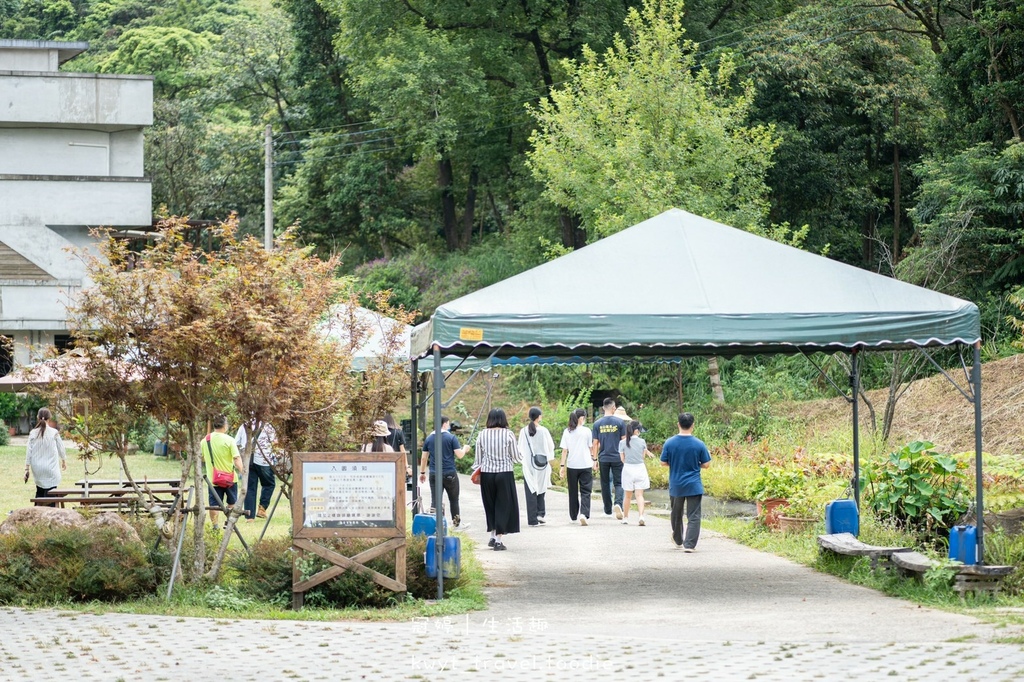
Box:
[231,533,464,608]
[0,524,159,604]
[747,466,805,501]
[864,440,969,541]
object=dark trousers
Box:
[566,467,593,521]
[524,480,546,525]
[670,494,703,549]
[599,460,624,514]
[428,471,461,520]
[35,486,54,499]
[244,461,276,518]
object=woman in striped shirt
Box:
[473,408,521,550]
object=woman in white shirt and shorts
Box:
[619,420,652,525]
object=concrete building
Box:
[0,39,153,372]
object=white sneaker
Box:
[683,548,696,553]
[613,504,623,520]
[580,516,588,526]
[620,518,628,525]
[638,517,646,526]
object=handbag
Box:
[206,435,234,487]
[525,431,547,469]
[470,467,481,485]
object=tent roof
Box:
[411,209,979,361]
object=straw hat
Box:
[614,406,632,422]
[371,420,391,438]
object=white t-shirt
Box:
[559,427,593,469]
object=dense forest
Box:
[3,0,1023,400]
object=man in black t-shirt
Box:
[591,397,627,519]
[419,416,468,528]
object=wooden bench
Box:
[891,551,1014,596]
[34,486,185,512]
[817,533,912,570]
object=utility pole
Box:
[264,124,274,250]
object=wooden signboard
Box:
[291,452,406,609]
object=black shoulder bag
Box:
[525,431,547,469]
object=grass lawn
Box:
[2,445,487,620]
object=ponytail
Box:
[527,407,541,437]
[35,408,52,437]
[626,419,640,448]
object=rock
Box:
[84,512,142,544]
[0,507,86,534]
[0,508,141,545]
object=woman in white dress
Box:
[24,407,66,499]
[518,407,554,526]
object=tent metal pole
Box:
[410,359,419,510]
[851,350,861,510]
[973,342,984,563]
[433,346,444,600]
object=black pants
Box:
[670,494,703,549]
[599,460,624,514]
[566,467,593,521]
[524,480,546,525]
[35,485,55,499]
[428,471,461,520]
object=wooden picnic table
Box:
[34,484,186,511]
[75,478,181,488]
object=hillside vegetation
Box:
[788,354,1024,457]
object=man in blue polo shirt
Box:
[419,416,468,528]
[660,412,712,551]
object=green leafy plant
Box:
[747,466,804,502]
[782,490,823,519]
[864,440,969,540]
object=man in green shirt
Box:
[203,414,244,529]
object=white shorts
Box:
[621,462,650,491]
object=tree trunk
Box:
[460,166,479,249]
[892,96,901,259]
[190,428,206,582]
[559,209,586,249]
[707,356,725,403]
[438,157,459,250]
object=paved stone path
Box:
[1,477,1023,681]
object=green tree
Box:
[526,0,780,239]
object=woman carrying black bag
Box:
[474,408,521,550]
[518,406,554,526]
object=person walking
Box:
[518,407,554,527]
[558,408,595,525]
[474,408,521,550]
[236,421,278,522]
[24,408,66,499]
[592,397,627,519]
[660,412,712,551]
[362,420,396,453]
[419,416,467,528]
[619,420,653,526]
[203,415,244,530]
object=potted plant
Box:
[777,490,822,533]
[748,466,804,528]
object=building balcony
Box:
[0,175,151,227]
[0,71,153,128]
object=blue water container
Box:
[825,499,859,536]
[949,525,978,565]
[412,514,447,536]
[424,535,461,579]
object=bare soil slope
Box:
[787,353,1024,455]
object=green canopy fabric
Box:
[411,209,979,360]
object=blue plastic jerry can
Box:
[949,525,978,565]
[825,500,859,536]
[412,514,447,536]
[424,535,461,579]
